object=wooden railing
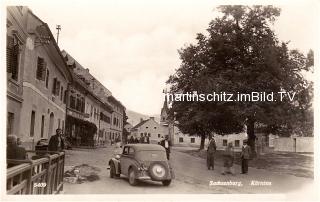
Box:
[6,151,65,195]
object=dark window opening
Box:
[190,138,195,143]
[30,111,36,137]
[40,115,45,138]
[223,139,227,146]
[235,140,240,147]
[36,57,46,81]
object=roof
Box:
[131,119,149,130]
[28,9,73,83]
[125,144,165,151]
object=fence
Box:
[6,150,65,195]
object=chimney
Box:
[86,68,89,72]
[150,117,155,120]
[140,118,144,122]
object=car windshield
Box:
[135,150,167,161]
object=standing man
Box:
[139,134,144,144]
[48,128,65,151]
[207,137,217,170]
[143,134,150,144]
[160,135,171,160]
[241,139,251,174]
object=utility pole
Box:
[56,25,61,45]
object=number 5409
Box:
[34,183,46,187]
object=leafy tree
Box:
[167,6,313,152]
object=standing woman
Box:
[222,142,235,175]
[207,137,217,170]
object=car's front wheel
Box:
[162,180,171,186]
[128,168,138,186]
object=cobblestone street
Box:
[63,146,315,195]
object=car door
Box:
[120,146,130,176]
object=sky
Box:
[11,0,318,115]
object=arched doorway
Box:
[48,112,54,137]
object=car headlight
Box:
[138,163,148,171]
[115,154,120,160]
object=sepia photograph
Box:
[1,0,319,201]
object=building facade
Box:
[131,117,166,144]
[7,6,72,150]
[62,51,125,146]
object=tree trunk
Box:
[247,117,256,158]
[200,134,206,150]
[208,133,212,140]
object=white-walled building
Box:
[131,117,166,144]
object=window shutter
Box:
[52,78,57,94]
[41,61,47,81]
[56,80,60,95]
[12,43,19,80]
[6,36,14,74]
[36,57,43,80]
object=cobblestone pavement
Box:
[63,145,316,196]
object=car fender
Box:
[128,163,140,177]
[109,158,121,174]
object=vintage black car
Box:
[108,144,174,186]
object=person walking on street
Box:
[241,139,251,174]
[48,128,65,152]
[207,137,216,170]
[160,135,171,160]
[222,142,235,175]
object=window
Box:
[52,78,60,96]
[190,138,195,143]
[81,97,85,112]
[7,35,19,81]
[60,86,64,101]
[76,97,82,111]
[70,95,76,109]
[45,70,49,88]
[223,139,228,146]
[235,140,240,147]
[62,120,65,133]
[158,134,161,138]
[7,112,14,135]
[30,111,36,137]
[154,127,157,129]
[148,133,151,137]
[63,90,67,104]
[179,137,184,143]
[40,115,45,138]
[123,147,129,155]
[146,127,148,129]
[58,118,61,129]
[36,57,46,81]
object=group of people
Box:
[126,134,172,160]
[206,138,252,175]
[127,133,150,144]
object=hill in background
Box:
[126,109,160,126]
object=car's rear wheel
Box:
[162,180,171,186]
[128,168,138,186]
[110,163,115,178]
